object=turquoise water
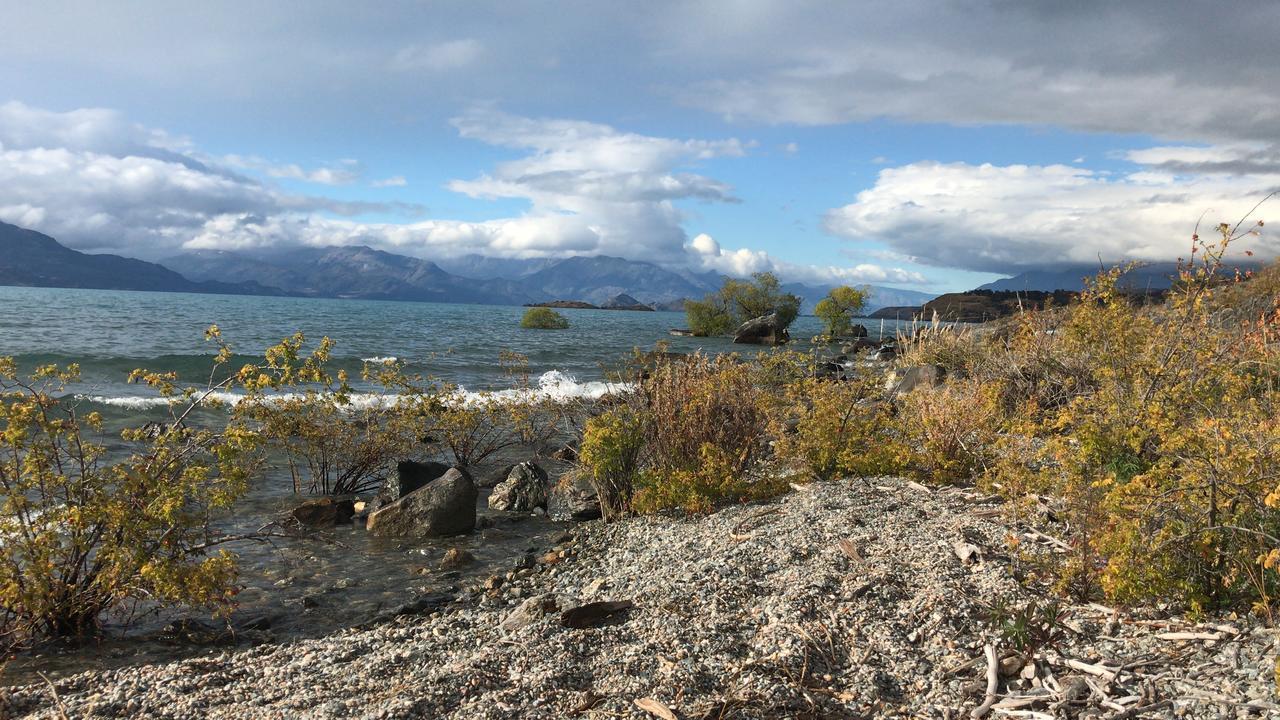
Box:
[0,285,909,406]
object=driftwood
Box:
[970,644,1000,718]
[634,697,678,720]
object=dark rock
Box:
[874,345,899,362]
[381,460,451,502]
[732,312,790,346]
[479,464,515,489]
[843,338,880,354]
[892,364,947,395]
[560,600,634,629]
[488,462,551,511]
[289,496,356,527]
[366,467,478,538]
[849,323,869,338]
[548,471,602,521]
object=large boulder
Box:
[849,323,869,338]
[548,470,602,521]
[289,496,356,527]
[733,313,790,346]
[892,364,947,395]
[488,462,551,512]
[381,460,451,501]
[366,467,478,538]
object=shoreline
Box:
[3,477,1272,719]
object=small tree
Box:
[685,272,801,337]
[0,327,283,647]
[521,307,570,329]
[814,286,867,338]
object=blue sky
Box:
[2,1,1278,293]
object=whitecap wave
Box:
[76,370,632,413]
[361,356,398,363]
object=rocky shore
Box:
[3,477,1275,719]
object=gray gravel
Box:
[2,477,1275,718]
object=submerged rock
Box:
[366,467,478,538]
[488,461,551,512]
[289,496,356,527]
[732,312,790,345]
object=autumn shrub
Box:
[772,374,905,481]
[895,378,1000,485]
[521,307,570,329]
[238,353,438,495]
[580,353,784,515]
[813,285,868,340]
[0,327,279,647]
[963,219,1280,613]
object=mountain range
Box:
[0,221,936,312]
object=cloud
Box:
[665,2,1280,144]
[222,155,361,185]
[390,39,483,72]
[0,101,402,255]
[0,100,922,285]
[824,152,1280,274]
[372,175,407,187]
[685,232,927,285]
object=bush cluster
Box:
[521,307,570,329]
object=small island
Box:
[525,293,655,312]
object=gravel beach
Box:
[2,477,1275,719]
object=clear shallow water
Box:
[0,286,913,681]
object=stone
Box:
[560,600,633,629]
[499,594,558,634]
[732,312,790,346]
[380,460,451,502]
[439,547,476,569]
[488,461,551,511]
[849,323,869,338]
[289,496,355,527]
[892,364,946,394]
[366,467,478,538]
[548,470,602,521]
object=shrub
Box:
[813,286,868,339]
[579,353,783,515]
[521,307,570,329]
[895,378,1000,485]
[0,328,268,647]
[238,353,437,495]
[685,272,801,337]
[772,374,905,481]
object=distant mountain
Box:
[433,254,558,280]
[1,220,939,312]
[979,264,1183,293]
[519,256,720,306]
[0,222,283,296]
[165,246,546,305]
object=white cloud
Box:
[685,232,927,285]
[390,39,483,72]
[781,142,798,154]
[372,175,407,187]
[825,151,1280,273]
[0,100,933,285]
[222,155,361,185]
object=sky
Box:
[2,1,1279,293]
